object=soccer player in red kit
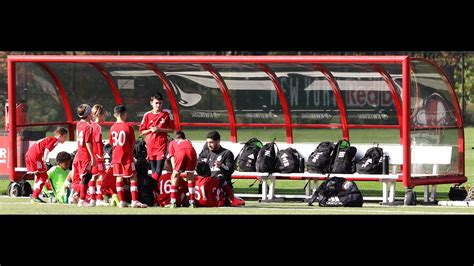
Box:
[89,104,109,207]
[156,172,189,207]
[109,105,147,208]
[165,131,197,208]
[193,161,226,207]
[139,92,174,181]
[73,104,96,207]
[26,127,68,203]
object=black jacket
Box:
[198,144,235,180]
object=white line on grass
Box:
[249,207,474,215]
[0,202,34,205]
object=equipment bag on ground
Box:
[308,176,363,207]
[448,185,468,201]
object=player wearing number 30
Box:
[109,105,147,208]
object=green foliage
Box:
[454,55,474,124]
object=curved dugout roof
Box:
[7,55,461,143]
[6,55,465,187]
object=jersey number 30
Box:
[111,131,126,146]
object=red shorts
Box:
[112,162,135,178]
[25,154,47,173]
[73,160,92,176]
[91,160,105,176]
[101,167,117,196]
[148,154,166,161]
[173,150,197,173]
[72,182,82,193]
[147,142,167,161]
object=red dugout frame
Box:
[5,55,466,189]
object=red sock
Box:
[116,181,124,202]
[88,180,96,200]
[170,185,177,203]
[45,179,53,191]
[222,183,235,200]
[96,180,103,200]
[188,182,195,203]
[32,172,48,198]
[130,180,138,201]
[151,172,159,181]
[79,183,88,200]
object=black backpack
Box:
[134,137,147,160]
[308,176,363,207]
[448,185,468,201]
[357,143,384,174]
[306,142,336,174]
[235,138,263,172]
[275,147,301,173]
[256,138,279,173]
[331,140,357,174]
[7,173,33,197]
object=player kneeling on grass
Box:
[193,162,226,207]
[47,151,73,203]
[26,127,68,204]
[165,131,198,208]
[109,105,147,208]
[99,166,120,207]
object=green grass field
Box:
[1,196,474,214]
[1,127,473,214]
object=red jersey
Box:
[168,139,194,157]
[91,122,104,161]
[168,139,197,172]
[194,176,225,207]
[25,136,59,161]
[109,122,136,164]
[139,111,171,159]
[156,173,188,207]
[75,120,93,162]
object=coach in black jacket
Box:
[198,130,245,207]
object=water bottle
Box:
[299,157,305,173]
[382,152,390,174]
